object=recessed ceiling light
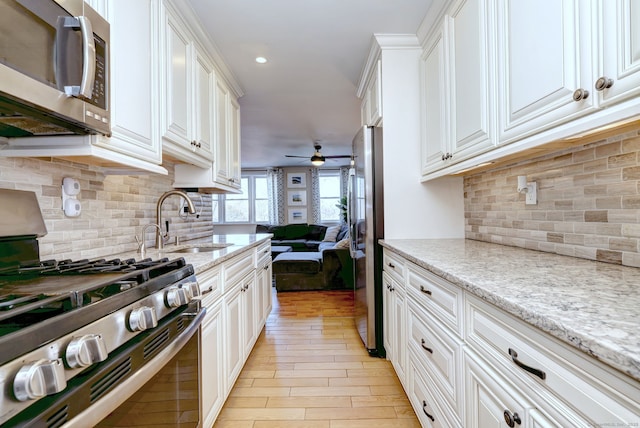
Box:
[255,56,267,64]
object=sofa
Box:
[256,223,338,251]
[259,223,353,291]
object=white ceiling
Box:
[187,0,433,169]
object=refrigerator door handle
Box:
[347,167,356,257]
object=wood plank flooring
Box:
[213,289,421,427]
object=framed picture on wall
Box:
[287,172,306,188]
[287,190,306,206]
[288,208,307,223]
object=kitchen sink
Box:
[170,244,233,253]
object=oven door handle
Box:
[63,307,206,428]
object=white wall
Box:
[379,45,465,239]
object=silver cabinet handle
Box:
[595,77,614,91]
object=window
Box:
[214,174,270,223]
[318,170,342,223]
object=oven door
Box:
[4,302,205,428]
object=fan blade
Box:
[323,155,352,159]
[285,155,310,158]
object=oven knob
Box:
[182,281,201,299]
[65,334,108,368]
[165,286,189,308]
[128,306,158,331]
[14,359,66,401]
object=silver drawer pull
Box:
[419,285,432,296]
[421,339,433,354]
[508,348,546,380]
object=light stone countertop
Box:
[379,238,640,383]
[111,233,272,274]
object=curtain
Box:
[340,167,350,199]
[267,168,285,225]
[310,168,320,224]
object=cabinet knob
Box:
[503,410,521,427]
[595,76,614,91]
[572,88,589,101]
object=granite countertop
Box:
[112,233,272,274]
[379,238,640,383]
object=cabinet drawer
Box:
[197,265,221,305]
[407,354,459,428]
[383,249,405,284]
[256,241,271,268]
[465,294,640,426]
[407,264,463,336]
[224,250,255,292]
[408,301,464,419]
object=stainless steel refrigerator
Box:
[348,125,385,357]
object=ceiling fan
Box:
[285,142,352,166]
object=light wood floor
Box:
[213,289,421,428]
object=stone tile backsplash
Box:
[464,127,640,267]
[0,157,213,260]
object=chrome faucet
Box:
[155,190,197,249]
[136,223,161,257]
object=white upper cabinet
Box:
[172,75,242,193]
[598,0,640,106]
[496,0,596,144]
[447,0,496,158]
[361,59,382,126]
[420,23,450,174]
[160,2,214,167]
[421,0,495,176]
[0,0,167,175]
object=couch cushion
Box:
[273,252,322,274]
[323,225,341,242]
[307,224,328,241]
[336,224,349,241]
[283,223,310,239]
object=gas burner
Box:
[0,257,171,278]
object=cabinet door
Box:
[420,23,450,175]
[201,302,224,427]
[194,49,215,161]
[382,273,394,362]
[256,260,272,328]
[228,96,242,189]
[465,353,556,428]
[241,273,258,358]
[392,285,406,383]
[162,7,192,147]
[223,286,243,394]
[497,0,595,144]
[448,0,495,160]
[599,0,640,106]
[215,78,230,183]
[89,0,163,164]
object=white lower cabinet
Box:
[197,241,272,423]
[201,300,223,428]
[383,248,640,427]
[464,352,559,428]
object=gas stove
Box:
[0,189,205,427]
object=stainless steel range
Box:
[0,189,205,427]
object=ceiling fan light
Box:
[310,154,325,166]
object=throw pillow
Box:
[323,225,341,242]
[335,238,350,249]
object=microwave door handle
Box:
[77,16,96,99]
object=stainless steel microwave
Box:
[0,0,110,137]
